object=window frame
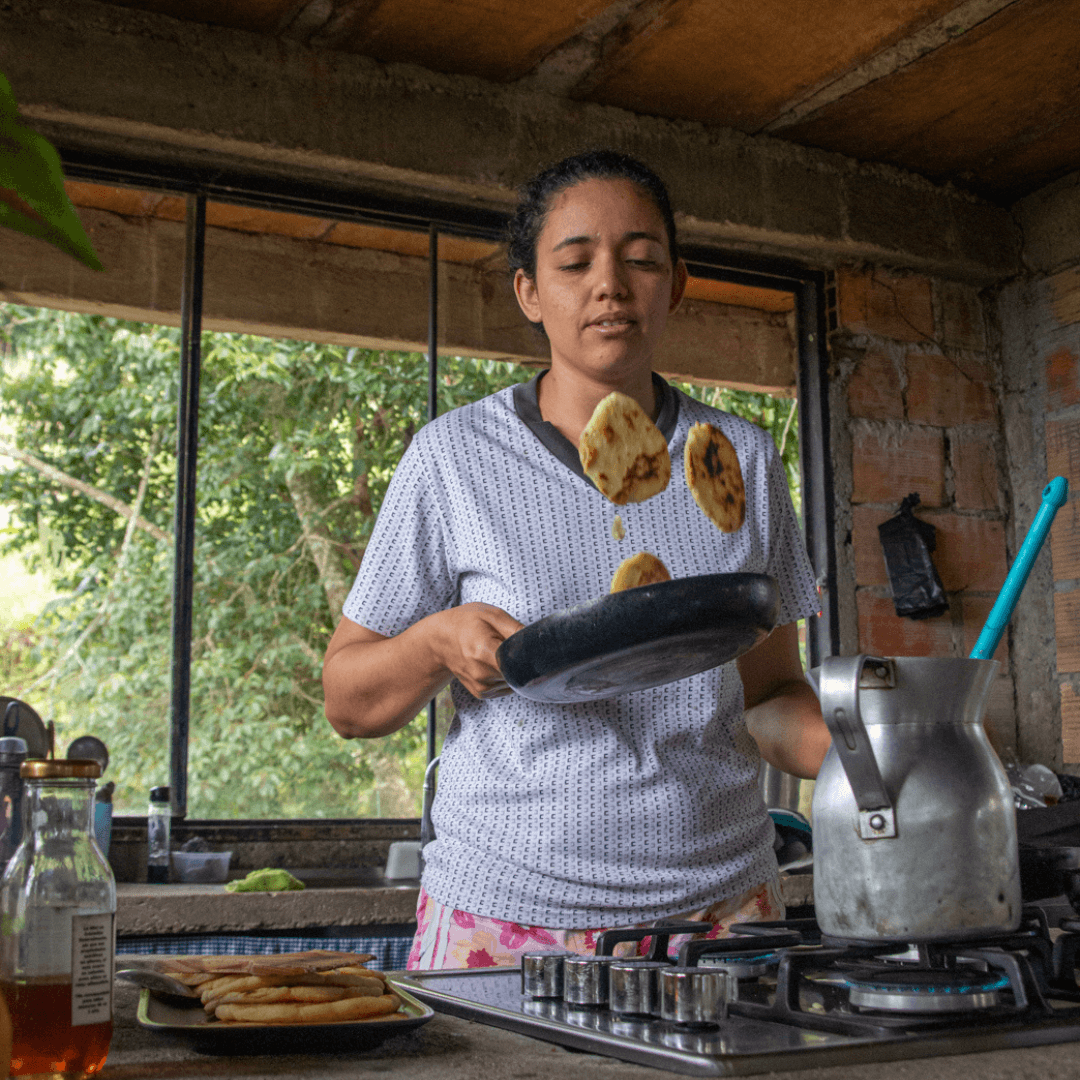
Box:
[52,150,836,821]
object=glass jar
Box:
[146,785,171,884]
[0,759,116,1077]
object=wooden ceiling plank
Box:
[520,0,686,98]
[772,0,1080,199]
[327,0,616,83]
[763,0,1025,134]
[584,0,966,131]
[683,276,794,311]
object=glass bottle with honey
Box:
[0,759,116,1077]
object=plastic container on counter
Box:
[170,850,232,884]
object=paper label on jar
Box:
[70,912,114,1026]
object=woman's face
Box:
[513,178,687,385]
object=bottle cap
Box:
[149,785,171,803]
[21,758,101,779]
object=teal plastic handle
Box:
[970,476,1069,660]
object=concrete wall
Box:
[995,170,1080,769]
[1,203,798,392]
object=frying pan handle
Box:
[819,655,897,840]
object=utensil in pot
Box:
[496,573,779,704]
[970,475,1068,660]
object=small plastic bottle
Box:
[146,786,171,884]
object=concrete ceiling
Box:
[95,0,1079,204]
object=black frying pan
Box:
[496,573,779,704]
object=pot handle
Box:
[819,655,897,840]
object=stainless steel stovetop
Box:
[394,911,1080,1076]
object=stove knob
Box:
[563,955,621,1006]
[608,960,668,1017]
[659,966,735,1026]
[521,951,574,999]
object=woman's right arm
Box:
[322,603,525,738]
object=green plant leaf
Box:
[0,73,103,271]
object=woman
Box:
[323,150,829,969]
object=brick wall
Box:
[832,266,1015,747]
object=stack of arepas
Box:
[148,950,405,1024]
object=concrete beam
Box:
[0,0,1020,285]
[1017,169,1080,276]
[0,206,797,391]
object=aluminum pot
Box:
[811,654,1020,943]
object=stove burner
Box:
[699,950,780,979]
[844,967,1012,1014]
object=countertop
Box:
[105,981,1080,1080]
[117,882,421,935]
[116,873,814,937]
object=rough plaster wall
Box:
[0,204,797,389]
[997,278,1060,767]
[826,331,860,660]
[1017,171,1080,278]
[0,0,1021,283]
[998,168,1080,770]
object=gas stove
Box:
[394,910,1080,1076]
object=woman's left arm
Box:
[737,622,831,779]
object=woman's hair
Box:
[506,149,679,279]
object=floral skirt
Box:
[406,879,785,970]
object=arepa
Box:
[578,392,670,505]
[610,552,671,593]
[684,423,746,533]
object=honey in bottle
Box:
[1,759,116,1077]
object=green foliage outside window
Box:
[1,305,800,818]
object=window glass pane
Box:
[1,302,177,814]
[670,278,805,673]
[1,180,810,825]
[182,334,533,818]
[190,202,532,818]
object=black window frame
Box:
[50,150,837,821]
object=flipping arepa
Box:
[610,552,671,593]
[579,392,670,505]
[684,423,746,533]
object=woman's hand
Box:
[322,604,524,739]
[738,622,830,779]
[429,603,525,699]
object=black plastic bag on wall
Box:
[877,493,949,620]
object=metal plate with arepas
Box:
[497,573,779,704]
[137,983,433,1054]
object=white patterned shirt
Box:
[343,374,819,926]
